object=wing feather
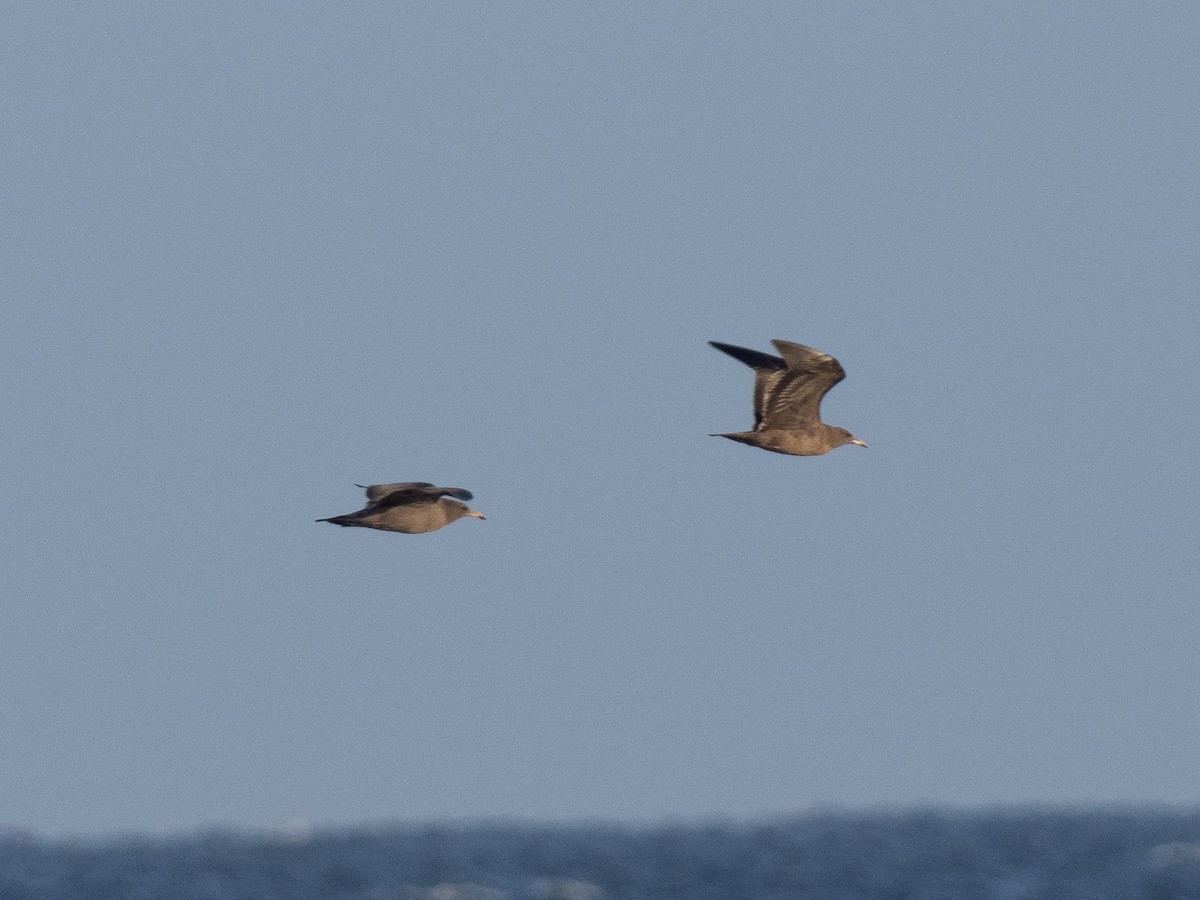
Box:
[359,482,474,508]
[760,340,846,428]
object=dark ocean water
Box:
[3,808,1200,900]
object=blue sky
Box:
[2,3,1198,836]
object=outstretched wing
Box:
[357,482,435,507]
[760,340,846,428]
[709,341,788,429]
[358,482,474,508]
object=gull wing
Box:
[358,482,474,508]
[708,341,787,430]
[760,340,847,429]
[357,482,435,507]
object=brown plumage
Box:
[317,482,485,534]
[709,339,867,456]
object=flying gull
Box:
[318,482,485,534]
[709,339,867,456]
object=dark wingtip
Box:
[708,340,785,370]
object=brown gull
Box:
[317,482,485,534]
[709,339,867,456]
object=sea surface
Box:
[3,807,1200,899]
